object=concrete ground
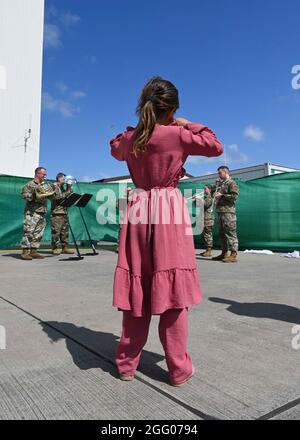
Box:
[0,244,299,420]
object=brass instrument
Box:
[186,189,205,202]
[64,175,77,185]
[207,179,222,213]
[36,180,55,199]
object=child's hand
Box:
[175,118,190,126]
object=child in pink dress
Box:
[110,77,223,386]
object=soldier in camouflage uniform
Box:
[51,173,74,255]
[211,166,239,263]
[21,167,55,260]
[200,185,215,257]
[193,185,214,257]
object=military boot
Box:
[62,247,75,255]
[29,249,45,259]
[212,251,228,261]
[52,247,61,255]
[200,248,212,257]
[21,249,32,260]
[223,251,238,263]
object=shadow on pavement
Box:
[39,321,167,383]
[97,244,118,253]
[209,297,300,324]
[1,252,53,259]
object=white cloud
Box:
[186,144,248,169]
[44,9,80,50]
[185,156,200,165]
[294,94,300,104]
[80,176,95,182]
[224,144,248,164]
[276,92,300,104]
[43,83,86,117]
[47,4,58,18]
[44,24,62,49]
[186,156,219,166]
[228,143,238,153]
[70,91,86,100]
[244,125,264,142]
[42,92,80,118]
[55,81,68,93]
[55,83,85,100]
[60,12,81,27]
[99,172,111,179]
[79,172,110,182]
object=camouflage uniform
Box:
[21,180,49,249]
[195,194,214,248]
[202,195,214,248]
[214,178,239,253]
[51,185,73,249]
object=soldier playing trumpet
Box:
[191,177,222,257]
[51,173,75,255]
[198,185,215,257]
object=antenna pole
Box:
[24,128,31,153]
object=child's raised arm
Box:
[110,127,135,161]
[110,132,125,161]
[178,120,224,158]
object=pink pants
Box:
[116,307,193,385]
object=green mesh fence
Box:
[0,172,299,251]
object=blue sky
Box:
[40,0,300,180]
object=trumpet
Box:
[186,192,205,201]
[207,179,222,213]
[64,175,77,185]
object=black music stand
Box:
[75,193,98,256]
[60,193,84,260]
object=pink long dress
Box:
[110,121,223,317]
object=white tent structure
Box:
[0,0,44,177]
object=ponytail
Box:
[132,77,179,157]
[132,100,157,157]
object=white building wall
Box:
[0,0,44,177]
[188,163,299,184]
